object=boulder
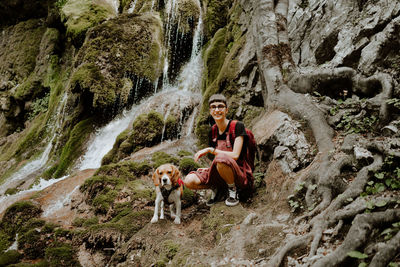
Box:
[253,110,312,173]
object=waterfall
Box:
[0,92,68,196]
[78,107,139,170]
[78,0,203,170]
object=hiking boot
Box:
[206,188,225,206]
[225,187,239,206]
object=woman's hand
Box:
[194,147,213,162]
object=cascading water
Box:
[0,92,68,196]
[78,0,203,170]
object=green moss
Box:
[90,210,153,236]
[0,231,12,252]
[96,160,152,180]
[177,0,200,34]
[73,13,163,106]
[0,250,22,266]
[53,117,95,177]
[127,179,155,200]
[1,201,42,236]
[19,229,45,259]
[156,240,180,266]
[101,129,130,165]
[151,151,180,168]
[179,157,201,175]
[177,150,193,157]
[4,187,20,195]
[72,216,99,228]
[203,28,228,89]
[44,246,80,266]
[202,204,246,242]
[61,0,114,46]
[70,63,117,110]
[92,189,118,213]
[164,115,179,140]
[0,19,46,84]
[204,0,233,39]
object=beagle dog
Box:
[151,164,184,224]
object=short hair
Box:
[208,94,227,106]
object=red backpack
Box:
[211,120,257,171]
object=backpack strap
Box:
[211,124,218,143]
[226,120,237,148]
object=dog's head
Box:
[152,164,181,189]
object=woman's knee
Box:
[184,173,200,189]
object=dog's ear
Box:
[152,169,160,186]
[172,165,181,183]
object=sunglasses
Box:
[209,104,226,110]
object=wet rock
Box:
[382,124,399,136]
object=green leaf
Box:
[358,262,367,267]
[392,222,400,228]
[374,172,385,179]
[348,251,368,259]
[375,183,386,193]
[388,262,398,267]
[366,201,374,210]
[381,228,393,235]
[375,200,387,207]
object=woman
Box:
[184,94,253,206]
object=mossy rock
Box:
[96,160,152,180]
[0,250,22,266]
[44,246,81,267]
[177,0,201,34]
[52,117,95,178]
[89,209,153,236]
[71,13,163,113]
[204,0,233,39]
[164,114,179,140]
[0,19,46,84]
[18,229,46,259]
[127,179,155,201]
[155,239,180,266]
[179,157,201,175]
[60,0,115,47]
[101,129,130,165]
[1,201,42,235]
[125,111,164,154]
[151,151,180,168]
[202,204,246,242]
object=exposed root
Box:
[268,233,313,267]
[369,230,400,267]
[313,209,400,267]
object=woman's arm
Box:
[194,136,244,162]
[213,136,244,160]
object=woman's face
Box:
[209,101,228,122]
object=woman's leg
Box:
[184,173,210,190]
[216,162,235,184]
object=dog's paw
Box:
[160,215,165,220]
[151,216,158,223]
[170,213,176,219]
[174,217,181,224]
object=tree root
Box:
[268,233,313,267]
[369,230,400,267]
[313,209,400,267]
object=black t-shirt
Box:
[208,120,248,160]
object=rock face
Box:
[253,110,313,173]
[69,13,163,117]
